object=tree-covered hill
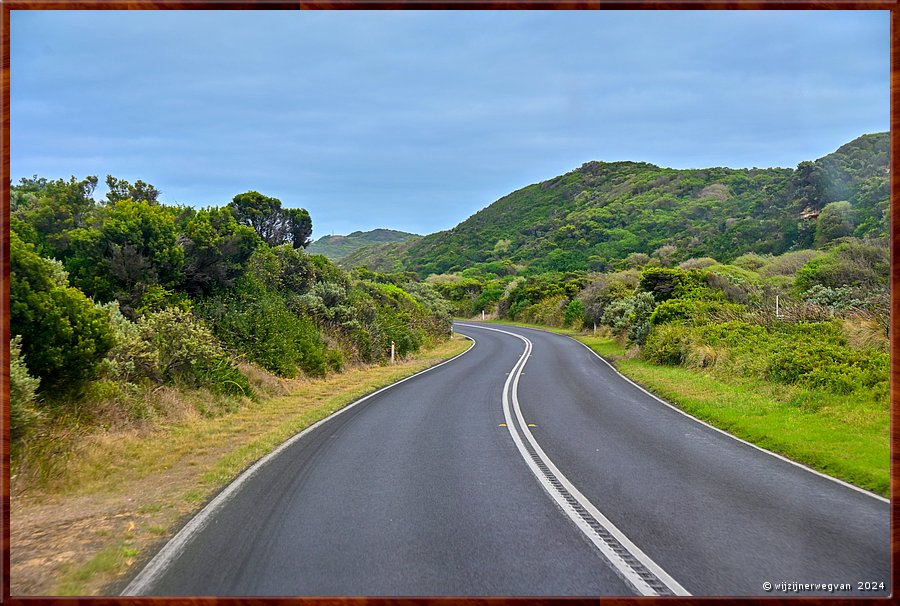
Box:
[307,228,419,260]
[346,133,888,277]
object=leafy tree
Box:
[66,199,185,315]
[181,207,262,295]
[229,191,312,248]
[815,201,855,245]
[105,175,160,204]
[11,175,99,257]
[10,231,114,393]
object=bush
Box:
[650,299,700,325]
[794,240,888,293]
[759,249,823,277]
[601,292,656,345]
[564,299,584,328]
[203,292,329,378]
[9,336,42,441]
[642,324,690,366]
[678,257,718,270]
[140,307,253,397]
[638,267,707,302]
[11,231,115,393]
[98,301,157,383]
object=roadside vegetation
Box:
[10,175,453,486]
[471,240,890,496]
[346,132,887,275]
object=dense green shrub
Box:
[564,299,584,328]
[203,292,329,378]
[638,267,707,302]
[9,336,42,441]
[642,324,690,366]
[601,291,656,345]
[11,231,115,393]
[140,307,254,397]
[794,239,888,293]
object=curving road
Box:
[123,322,890,597]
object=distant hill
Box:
[307,228,419,260]
[343,133,888,276]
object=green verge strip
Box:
[575,335,888,498]
[476,319,887,497]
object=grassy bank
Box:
[580,335,889,497]
[11,334,472,596]
[485,319,888,497]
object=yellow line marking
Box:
[499,423,507,427]
[528,423,537,427]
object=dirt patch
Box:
[10,443,225,596]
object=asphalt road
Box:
[124,322,890,597]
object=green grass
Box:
[575,334,889,497]
[479,318,579,335]
[54,542,137,595]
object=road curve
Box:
[123,322,890,597]
[461,323,890,597]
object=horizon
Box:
[11,10,888,238]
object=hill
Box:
[307,228,419,260]
[345,133,888,276]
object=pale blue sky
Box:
[10,10,889,237]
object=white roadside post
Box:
[391,340,395,364]
[482,310,485,321]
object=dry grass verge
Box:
[10,334,471,596]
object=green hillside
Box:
[307,228,419,260]
[346,133,888,277]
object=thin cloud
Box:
[10,10,888,237]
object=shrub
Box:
[98,301,157,384]
[678,257,718,270]
[731,253,770,271]
[759,249,824,277]
[649,299,699,325]
[794,240,888,293]
[601,291,656,345]
[642,324,690,366]
[638,267,707,302]
[11,231,115,393]
[564,299,584,328]
[140,307,253,397]
[9,336,42,441]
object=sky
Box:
[10,10,889,238]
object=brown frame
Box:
[0,2,895,605]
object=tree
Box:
[815,201,855,246]
[229,191,312,248]
[11,175,99,258]
[65,199,185,315]
[10,230,114,393]
[105,175,160,204]
[181,207,262,295]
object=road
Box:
[123,322,890,597]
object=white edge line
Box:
[508,340,691,597]
[566,334,891,505]
[458,323,689,597]
[487,322,889,505]
[122,335,476,596]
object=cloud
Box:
[10,10,888,235]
